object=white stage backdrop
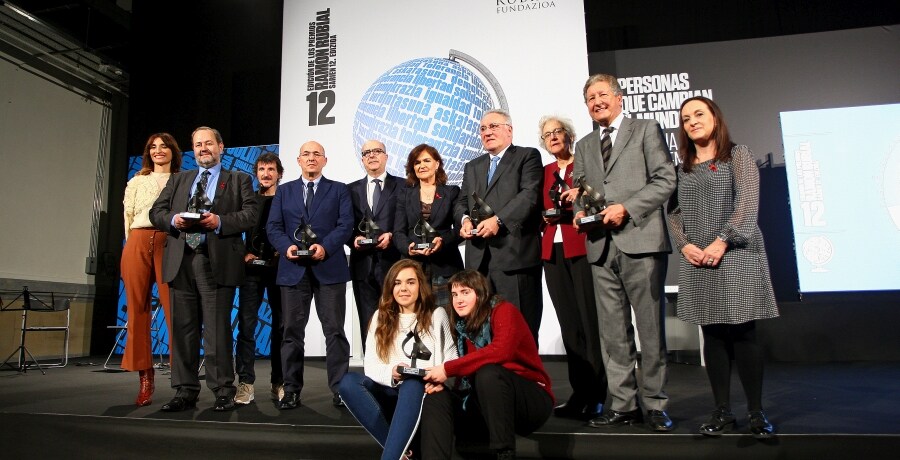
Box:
[280,0,591,355]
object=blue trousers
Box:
[339,372,425,460]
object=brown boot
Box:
[136,368,155,407]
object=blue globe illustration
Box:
[352,57,494,185]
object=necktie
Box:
[487,155,500,186]
[305,181,315,214]
[600,127,615,170]
[371,178,382,212]
[185,170,210,250]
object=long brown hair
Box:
[138,133,182,176]
[677,96,734,173]
[448,269,498,338]
[374,259,436,363]
[404,144,448,186]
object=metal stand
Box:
[1,287,71,374]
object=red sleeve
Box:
[444,302,529,377]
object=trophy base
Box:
[358,238,376,248]
[576,214,606,231]
[397,366,427,378]
[415,242,434,250]
[180,212,203,220]
[542,209,562,218]
[249,259,272,267]
[293,249,313,258]
[469,229,480,236]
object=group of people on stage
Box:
[119,72,779,459]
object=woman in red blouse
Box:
[421,269,553,459]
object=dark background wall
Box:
[96,1,900,360]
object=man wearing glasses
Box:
[454,109,545,342]
[347,140,402,351]
[266,140,354,410]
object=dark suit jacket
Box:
[347,174,402,280]
[266,176,354,286]
[540,162,588,261]
[572,117,676,261]
[149,168,258,286]
[393,182,464,277]
[453,144,544,271]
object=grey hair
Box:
[537,115,577,152]
[483,108,512,125]
[582,74,622,100]
[192,126,223,144]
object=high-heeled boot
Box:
[136,368,155,407]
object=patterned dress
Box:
[668,145,779,325]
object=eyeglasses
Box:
[541,128,567,140]
[479,122,511,133]
[361,148,385,158]
[299,151,325,159]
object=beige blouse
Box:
[123,172,170,239]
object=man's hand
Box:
[376,232,392,250]
[573,211,585,231]
[476,216,501,238]
[285,245,300,260]
[198,212,220,230]
[309,243,326,261]
[460,218,474,239]
[599,204,628,228]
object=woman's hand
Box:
[702,238,728,267]
[425,382,445,394]
[681,244,706,267]
[393,362,410,382]
[559,188,580,203]
[424,364,447,384]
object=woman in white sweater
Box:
[339,259,457,460]
[121,133,182,406]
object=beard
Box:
[197,153,219,168]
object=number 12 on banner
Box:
[307,90,335,126]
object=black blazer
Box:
[150,168,258,286]
[347,173,403,280]
[393,182,464,277]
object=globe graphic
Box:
[801,235,833,272]
[352,57,495,185]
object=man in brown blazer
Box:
[150,126,257,412]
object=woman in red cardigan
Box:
[421,269,553,460]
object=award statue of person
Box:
[468,192,495,236]
[396,330,432,378]
[247,233,276,267]
[292,220,318,258]
[574,176,608,232]
[356,211,383,249]
[543,171,570,218]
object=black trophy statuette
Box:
[182,192,212,221]
[468,192,495,235]
[396,331,432,378]
[248,234,276,267]
[574,176,608,231]
[357,212,383,249]
[543,171,571,218]
[414,218,439,250]
[292,221,318,258]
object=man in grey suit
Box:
[572,74,677,431]
[454,109,544,342]
[150,126,258,412]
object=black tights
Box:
[701,321,765,412]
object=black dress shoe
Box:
[554,400,588,420]
[213,395,235,412]
[647,410,674,432]
[332,393,344,407]
[160,396,197,412]
[278,391,300,410]
[748,410,775,439]
[699,407,736,437]
[588,408,643,427]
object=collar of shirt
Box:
[302,176,322,196]
[488,144,510,162]
[367,171,388,208]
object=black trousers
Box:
[478,252,543,344]
[543,243,607,406]
[420,364,553,458]
[351,264,384,353]
[168,250,236,399]
[280,270,350,394]
[236,265,283,385]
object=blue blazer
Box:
[266,176,354,286]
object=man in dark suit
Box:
[347,140,402,349]
[454,109,544,342]
[266,140,354,410]
[572,74,677,431]
[150,126,257,412]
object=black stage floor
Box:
[1,358,899,459]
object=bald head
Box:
[360,139,387,177]
[298,141,327,180]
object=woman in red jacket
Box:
[421,269,553,460]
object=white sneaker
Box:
[271,383,285,401]
[234,382,255,405]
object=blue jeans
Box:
[339,372,425,460]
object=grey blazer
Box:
[573,117,676,261]
[453,144,544,271]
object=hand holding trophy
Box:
[247,234,276,266]
[357,211,382,249]
[396,331,432,378]
[543,171,570,219]
[292,220,318,258]
[469,192,495,236]
[413,218,439,251]
[574,176,608,232]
